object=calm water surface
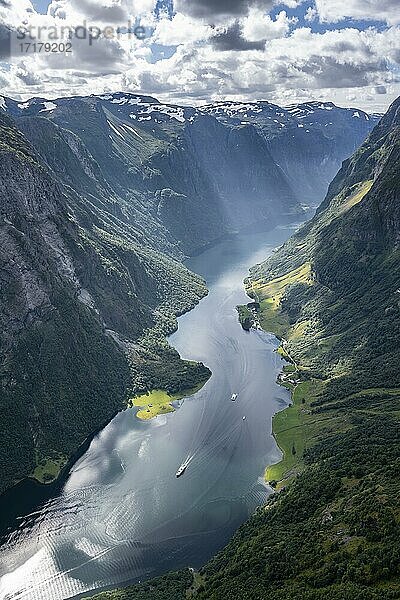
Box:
[0,227,297,600]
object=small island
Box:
[236,301,260,330]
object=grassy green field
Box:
[258,299,290,338]
[130,380,208,420]
[32,454,67,484]
[131,389,176,419]
[266,380,320,487]
[245,259,348,488]
[246,262,312,339]
[264,376,353,489]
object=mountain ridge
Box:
[1,92,379,220]
[0,109,210,494]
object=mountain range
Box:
[0,92,378,497]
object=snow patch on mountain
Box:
[99,95,151,106]
[127,103,189,123]
[107,120,124,139]
[39,102,57,113]
[121,123,144,140]
[149,105,186,122]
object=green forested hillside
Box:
[192,97,400,598]
[0,111,209,492]
[84,570,193,600]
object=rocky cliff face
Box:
[5,94,303,255]
[0,111,208,492]
[2,94,378,255]
[203,100,380,205]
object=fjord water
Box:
[0,227,296,600]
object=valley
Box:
[0,91,395,600]
[2,0,399,596]
[78,96,400,600]
[0,92,376,497]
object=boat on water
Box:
[231,393,238,401]
[242,416,246,420]
[176,463,188,478]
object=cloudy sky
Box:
[0,0,399,110]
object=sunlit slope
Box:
[203,100,379,204]
[193,97,400,598]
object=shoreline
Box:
[130,375,211,421]
[0,410,120,539]
[0,373,212,538]
[0,223,298,517]
[0,289,212,539]
[237,259,318,490]
[238,281,308,491]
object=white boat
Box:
[176,463,188,478]
[242,416,246,421]
[231,393,238,401]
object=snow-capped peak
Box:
[94,92,160,106]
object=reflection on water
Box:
[0,228,295,600]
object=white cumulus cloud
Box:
[0,0,398,112]
[315,0,400,26]
[242,9,296,42]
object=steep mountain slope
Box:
[0,111,209,493]
[2,93,304,253]
[202,100,380,205]
[191,97,400,598]
[1,94,378,256]
[250,96,400,387]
